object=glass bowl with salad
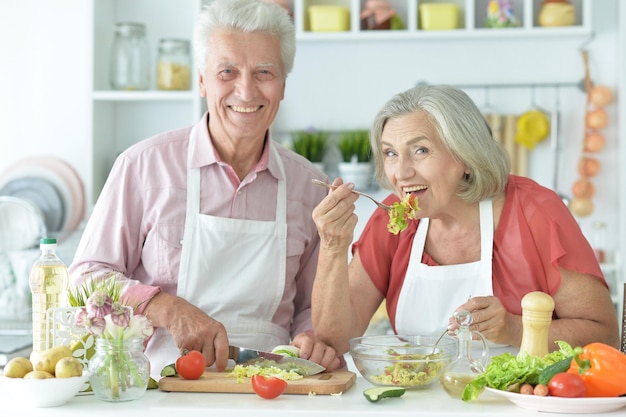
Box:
[349,334,456,389]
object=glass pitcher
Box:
[440,310,489,399]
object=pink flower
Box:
[110,301,131,328]
[73,285,153,344]
[75,307,106,336]
[86,290,113,318]
[125,315,154,340]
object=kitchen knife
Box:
[228,345,325,376]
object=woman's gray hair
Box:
[193,0,296,77]
[370,84,510,203]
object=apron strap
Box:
[478,199,494,263]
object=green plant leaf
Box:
[339,129,371,162]
[67,272,123,307]
[291,128,328,162]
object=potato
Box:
[55,357,83,378]
[24,370,54,379]
[30,345,73,375]
[3,357,34,378]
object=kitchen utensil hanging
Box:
[480,88,528,178]
[548,86,570,206]
[515,86,551,151]
[421,80,582,187]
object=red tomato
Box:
[548,372,587,398]
[175,350,205,380]
[251,375,288,399]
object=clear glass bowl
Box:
[349,334,456,389]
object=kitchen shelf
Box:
[294,0,591,41]
[88,0,204,204]
[295,27,591,41]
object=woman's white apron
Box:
[395,199,494,336]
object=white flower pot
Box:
[338,161,374,190]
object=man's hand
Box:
[291,332,342,372]
[144,292,230,370]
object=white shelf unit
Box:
[294,0,591,41]
[90,0,205,205]
[87,0,592,205]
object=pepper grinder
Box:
[519,291,555,357]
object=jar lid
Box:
[159,38,190,48]
[158,39,190,54]
[114,22,146,35]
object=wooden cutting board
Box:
[159,370,356,395]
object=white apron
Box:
[395,199,494,336]
[146,129,289,378]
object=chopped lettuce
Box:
[462,341,578,401]
[387,194,420,235]
[271,345,300,358]
[229,361,304,382]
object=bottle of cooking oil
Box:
[28,238,69,352]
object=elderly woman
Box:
[312,84,619,354]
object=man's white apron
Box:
[146,129,289,378]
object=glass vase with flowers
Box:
[72,283,153,402]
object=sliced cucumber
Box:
[147,377,159,389]
[160,363,178,377]
[363,386,406,403]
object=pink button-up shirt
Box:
[69,113,329,337]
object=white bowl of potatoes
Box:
[0,345,89,407]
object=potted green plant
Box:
[337,129,374,189]
[338,129,371,163]
[291,127,329,171]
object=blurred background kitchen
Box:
[0,0,624,359]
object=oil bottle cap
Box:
[40,237,57,245]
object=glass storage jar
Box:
[109,22,150,90]
[156,38,191,91]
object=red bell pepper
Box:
[567,342,626,397]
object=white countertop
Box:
[3,353,625,416]
[2,375,625,417]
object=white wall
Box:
[0,0,92,184]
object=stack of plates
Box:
[0,156,85,251]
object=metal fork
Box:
[312,179,391,211]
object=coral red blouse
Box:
[353,175,605,332]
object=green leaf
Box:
[338,129,371,162]
[462,341,576,402]
[67,272,123,307]
[291,128,329,162]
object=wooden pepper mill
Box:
[519,291,555,357]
